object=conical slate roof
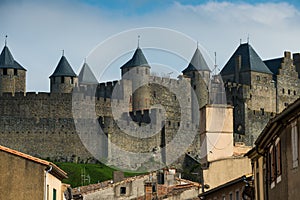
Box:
[120,47,150,69]
[221,43,272,75]
[0,45,26,70]
[50,55,77,78]
[78,62,98,84]
[182,48,210,73]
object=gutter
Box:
[44,165,53,200]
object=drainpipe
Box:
[44,165,53,200]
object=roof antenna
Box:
[247,34,250,44]
[137,35,140,48]
[5,35,7,46]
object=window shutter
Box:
[292,121,298,168]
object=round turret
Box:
[120,47,151,111]
[49,55,78,93]
[0,44,26,95]
[182,47,211,109]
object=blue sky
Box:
[1,0,300,91]
[80,0,300,14]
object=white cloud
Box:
[0,1,300,91]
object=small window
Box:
[261,108,264,115]
[136,68,139,74]
[14,69,17,76]
[193,85,196,90]
[153,91,156,98]
[152,184,156,192]
[61,76,64,83]
[177,122,180,127]
[145,68,148,75]
[236,190,239,200]
[294,91,297,95]
[229,193,233,200]
[120,187,126,195]
[256,76,260,81]
[282,88,285,94]
[3,68,7,75]
[168,121,171,126]
[53,189,57,200]
[70,77,74,84]
[288,89,291,95]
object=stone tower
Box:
[221,43,276,145]
[120,47,151,111]
[182,47,211,123]
[0,44,26,95]
[49,54,78,93]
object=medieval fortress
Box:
[0,40,300,170]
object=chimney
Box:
[284,51,291,59]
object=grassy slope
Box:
[55,162,142,188]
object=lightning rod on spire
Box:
[5,35,7,46]
[137,35,140,48]
[62,49,64,56]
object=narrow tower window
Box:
[61,76,64,83]
[14,69,17,76]
[3,68,7,75]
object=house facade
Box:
[0,145,68,200]
[246,98,300,200]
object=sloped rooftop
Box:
[78,62,98,84]
[120,47,150,69]
[50,55,77,78]
[221,43,272,75]
[0,45,26,70]
[182,48,210,73]
[0,145,67,180]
